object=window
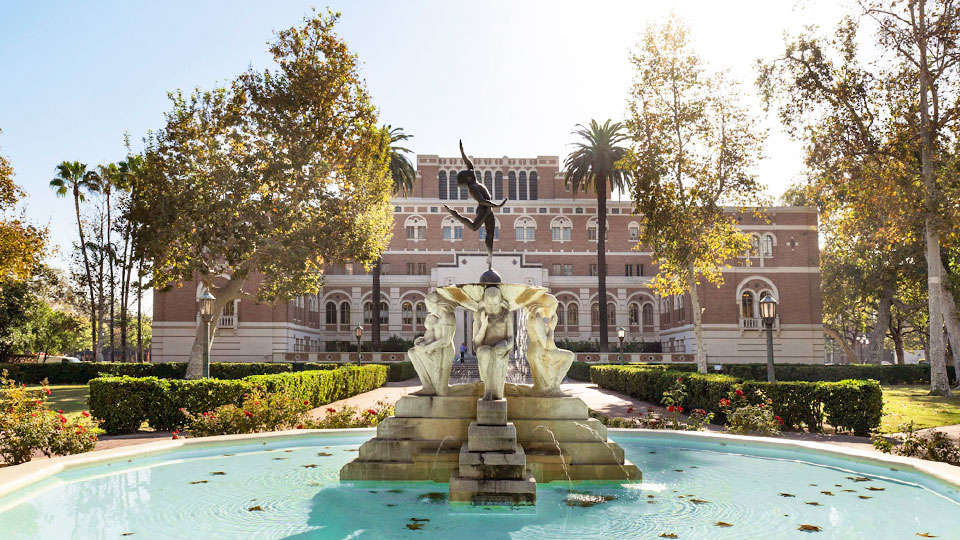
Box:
[363,302,372,325]
[589,264,597,277]
[563,264,573,276]
[551,218,572,242]
[591,303,599,325]
[551,263,561,275]
[483,171,493,194]
[406,262,426,275]
[629,223,640,241]
[494,171,504,199]
[629,303,640,325]
[325,302,337,324]
[740,291,755,318]
[405,216,426,241]
[439,171,447,200]
[587,226,598,241]
[642,303,654,327]
[661,298,671,325]
[518,171,528,200]
[747,234,760,257]
[449,170,460,200]
[415,302,426,326]
[442,217,463,241]
[401,302,413,325]
[508,171,517,200]
[381,263,390,275]
[625,264,633,276]
[340,302,350,325]
[478,226,499,241]
[556,305,565,327]
[677,295,686,321]
[567,303,579,326]
[514,217,535,242]
[762,234,774,257]
[575,207,584,214]
[529,171,538,200]
[607,302,616,326]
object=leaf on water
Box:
[302,464,318,468]
[674,469,684,473]
[284,449,292,453]
[834,484,842,487]
[406,523,424,530]
[689,499,709,504]
[210,472,226,475]
[809,484,817,486]
[308,482,322,486]
[846,476,871,482]
[272,457,288,461]
[410,518,430,522]
[346,448,359,452]
[647,501,657,504]
[797,524,822,532]
[248,506,263,512]
[715,522,733,527]
[658,534,678,539]
[647,495,655,498]
[805,502,822,506]
[121,534,134,536]
[779,493,795,497]
[387,489,404,493]
[858,496,872,499]
[841,490,856,493]
[189,480,208,485]
[385,504,397,507]
[222,454,234,457]
[820,491,834,496]
[915,533,937,538]
[317,452,333,456]
[866,487,885,491]
[649,451,657,454]
[690,466,699,469]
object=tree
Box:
[0,133,46,284]
[758,3,960,394]
[372,125,415,350]
[621,16,763,373]
[50,161,100,358]
[563,119,631,352]
[131,11,393,378]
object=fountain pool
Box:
[0,429,957,539]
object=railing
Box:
[218,315,236,328]
[739,317,779,332]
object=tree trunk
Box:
[185,276,245,379]
[597,177,609,352]
[372,258,382,350]
[866,284,894,364]
[107,188,115,361]
[136,260,143,363]
[687,259,707,373]
[940,286,960,388]
[74,187,98,358]
[891,327,905,365]
[823,325,858,364]
[119,228,130,362]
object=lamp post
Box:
[198,290,216,378]
[759,295,778,383]
[354,324,364,365]
[617,326,626,365]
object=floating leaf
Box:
[222,454,234,457]
[210,472,226,476]
[689,499,709,504]
[189,480,208,485]
[647,501,657,504]
[406,523,424,530]
[866,487,885,491]
[317,452,333,457]
[121,534,134,537]
[674,469,684,472]
[846,476,872,482]
[387,489,404,493]
[779,493,795,497]
[915,533,937,538]
[858,496,872,500]
[284,449,293,453]
[410,518,430,522]
[647,495,655,499]
[248,506,263,512]
[385,503,397,507]
[797,524,822,532]
[808,484,817,486]
[658,534,678,539]
[272,457,288,461]
[834,484,843,487]
[690,466,699,469]
[841,490,856,493]
[805,502,822,506]
[649,451,657,454]
[715,522,733,527]
[303,464,318,468]
[820,491,834,496]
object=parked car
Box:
[40,356,82,364]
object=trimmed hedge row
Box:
[721,363,957,386]
[590,365,882,435]
[88,365,388,434]
[1,360,418,385]
[567,361,698,381]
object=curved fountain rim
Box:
[1,427,957,500]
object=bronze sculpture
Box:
[443,141,508,280]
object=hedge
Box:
[720,363,957,386]
[589,365,882,435]
[88,365,388,434]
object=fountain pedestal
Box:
[449,399,536,505]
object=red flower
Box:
[172,431,180,440]
[667,406,675,412]
[735,389,744,397]
[60,416,67,424]
[35,399,42,405]
[45,388,51,395]
[626,407,634,413]
[58,410,64,414]
[677,407,684,413]
[296,424,304,429]
[366,409,377,415]
[774,415,784,425]
[758,403,765,408]
[81,411,90,418]
[303,400,310,406]
[244,410,253,417]
[326,408,337,413]
[719,398,731,406]
[677,377,684,382]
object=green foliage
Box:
[567,362,592,381]
[556,339,660,353]
[88,365,388,434]
[379,361,416,382]
[183,389,310,437]
[306,400,394,429]
[720,363,956,386]
[589,365,882,435]
[0,362,299,385]
[874,422,960,465]
[719,385,781,436]
[0,133,48,284]
[0,371,100,464]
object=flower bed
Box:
[88,365,388,435]
[589,365,882,435]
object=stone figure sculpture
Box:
[473,286,513,400]
[525,296,575,396]
[443,141,508,279]
[408,292,456,396]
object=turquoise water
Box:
[0,431,958,539]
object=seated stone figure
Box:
[473,286,513,401]
[408,292,456,396]
[526,298,574,396]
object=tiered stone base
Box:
[339,383,641,485]
[449,399,536,505]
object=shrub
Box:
[0,362,296,385]
[819,379,883,436]
[0,371,101,464]
[720,385,781,436]
[378,361,417,382]
[722,363,956,386]
[567,362,592,381]
[305,400,394,429]
[183,390,311,437]
[874,422,960,465]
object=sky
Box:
[0,0,855,298]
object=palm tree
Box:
[97,163,121,361]
[51,161,101,358]
[372,126,415,350]
[563,119,631,352]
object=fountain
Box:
[340,142,641,505]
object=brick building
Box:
[152,153,824,365]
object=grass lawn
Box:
[881,385,960,433]
[26,385,89,420]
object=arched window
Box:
[415,301,426,326]
[363,302,372,325]
[747,234,760,257]
[340,302,351,325]
[442,216,463,241]
[762,234,774,257]
[449,170,460,200]
[325,302,337,324]
[587,217,606,241]
[567,303,579,326]
[607,302,616,326]
[529,171,538,200]
[438,170,447,200]
[514,217,536,242]
[741,291,755,319]
[591,303,599,325]
[459,171,468,200]
[556,304,566,327]
[378,301,388,324]
[677,295,686,321]
[478,218,500,241]
[405,215,427,241]
[629,303,640,326]
[628,222,640,241]
[508,171,517,200]
[401,302,413,325]
[518,171,528,200]
[551,217,572,242]
[494,171,504,199]
[660,298,671,325]
[642,303,654,327]
[483,171,493,193]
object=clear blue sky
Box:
[0,0,849,273]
